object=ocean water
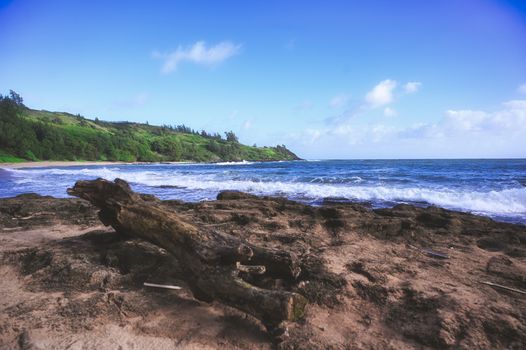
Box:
[1,159,525,224]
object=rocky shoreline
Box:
[0,191,525,349]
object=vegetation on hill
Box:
[0,91,300,163]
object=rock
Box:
[216,190,259,200]
[18,329,43,350]
[0,188,525,349]
[486,255,526,288]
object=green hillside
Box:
[0,91,300,163]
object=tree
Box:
[225,130,239,143]
[0,90,298,163]
[206,140,221,153]
[9,90,24,106]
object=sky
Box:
[1,0,526,159]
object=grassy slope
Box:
[0,108,300,163]
[0,151,25,163]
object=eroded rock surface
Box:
[0,192,525,349]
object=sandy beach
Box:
[0,161,133,169]
[0,161,196,169]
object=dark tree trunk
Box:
[67,178,307,330]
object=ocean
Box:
[1,159,525,224]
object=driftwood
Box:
[143,282,182,290]
[480,281,526,296]
[67,178,307,330]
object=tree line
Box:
[0,91,298,162]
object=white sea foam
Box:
[308,176,363,184]
[215,160,255,165]
[6,166,526,217]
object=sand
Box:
[0,160,197,169]
[0,192,525,349]
[0,161,132,169]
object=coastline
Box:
[0,159,294,169]
[0,160,187,169]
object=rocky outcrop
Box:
[0,189,525,349]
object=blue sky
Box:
[1,0,526,159]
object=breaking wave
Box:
[215,160,255,165]
[6,166,526,219]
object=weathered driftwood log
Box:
[67,178,307,329]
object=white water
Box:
[5,166,526,219]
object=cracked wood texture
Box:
[67,178,307,329]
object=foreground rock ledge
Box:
[1,182,525,348]
[67,178,307,331]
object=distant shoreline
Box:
[0,159,302,169]
[0,161,181,169]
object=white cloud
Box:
[365,79,397,107]
[443,110,488,132]
[154,41,242,74]
[399,101,526,140]
[304,129,323,143]
[291,99,526,158]
[404,81,422,94]
[517,83,526,95]
[326,78,421,125]
[504,100,526,110]
[384,107,397,117]
[242,119,252,130]
[329,94,351,109]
